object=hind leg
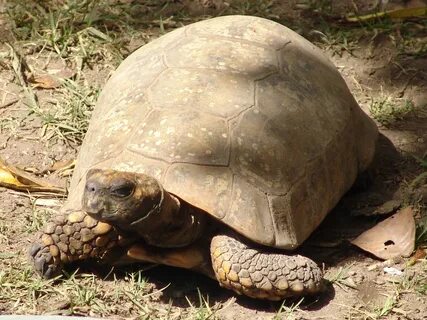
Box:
[210,234,325,300]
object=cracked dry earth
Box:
[0,1,427,319]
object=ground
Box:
[0,0,426,319]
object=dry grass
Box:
[4,0,127,145]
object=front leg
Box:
[29,211,136,279]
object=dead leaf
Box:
[352,207,415,260]
[50,67,75,79]
[0,158,65,194]
[347,6,427,22]
[85,26,112,41]
[24,167,39,174]
[407,248,427,266]
[367,257,403,271]
[29,73,61,89]
[28,67,76,89]
[41,159,75,174]
[34,198,62,207]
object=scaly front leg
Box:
[29,211,136,279]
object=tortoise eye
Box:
[110,183,134,198]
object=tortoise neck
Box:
[130,189,207,248]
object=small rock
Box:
[383,266,403,276]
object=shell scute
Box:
[165,36,278,77]
[164,164,233,218]
[128,110,230,165]
[149,68,255,119]
[187,15,292,50]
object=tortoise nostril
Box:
[86,181,101,193]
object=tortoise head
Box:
[82,169,163,226]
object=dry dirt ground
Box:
[0,1,426,319]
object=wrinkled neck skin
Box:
[127,189,208,248]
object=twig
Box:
[0,97,19,109]
[5,42,39,111]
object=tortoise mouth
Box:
[84,207,103,217]
[85,207,122,223]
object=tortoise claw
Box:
[29,242,42,257]
[29,242,61,279]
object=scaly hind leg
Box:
[210,234,325,300]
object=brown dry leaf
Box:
[42,159,76,174]
[351,207,415,260]
[0,158,65,194]
[29,73,61,89]
[347,5,427,22]
[34,198,62,208]
[50,67,76,80]
[407,248,427,266]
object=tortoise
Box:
[29,15,378,300]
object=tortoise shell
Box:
[64,15,378,249]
